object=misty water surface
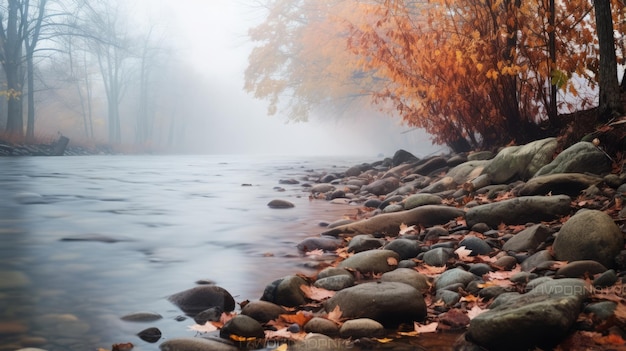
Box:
[0,154,362,350]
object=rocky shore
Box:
[60,138,626,350]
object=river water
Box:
[0,154,369,351]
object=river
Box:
[0,154,370,351]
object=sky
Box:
[131,0,443,157]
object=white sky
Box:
[131,0,442,157]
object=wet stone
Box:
[314,275,354,291]
[304,317,339,337]
[422,247,452,267]
[120,311,162,322]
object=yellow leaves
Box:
[486,69,499,80]
[476,63,484,72]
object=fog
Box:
[122,0,441,157]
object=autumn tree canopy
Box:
[245,0,625,151]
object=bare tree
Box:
[594,0,623,120]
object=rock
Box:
[292,333,347,351]
[435,268,476,290]
[322,205,465,237]
[436,290,461,306]
[502,224,552,252]
[219,314,265,340]
[403,193,443,209]
[493,255,518,270]
[310,184,335,194]
[467,279,590,350]
[304,317,340,336]
[317,267,353,279]
[267,199,295,209]
[381,203,403,213]
[392,149,418,166]
[345,164,366,177]
[468,151,495,161]
[380,268,430,293]
[423,247,453,266]
[337,250,399,274]
[459,236,492,256]
[194,307,223,325]
[363,199,382,208]
[324,282,427,326]
[413,156,448,175]
[584,301,617,320]
[137,327,162,343]
[483,137,557,183]
[535,141,612,177]
[383,238,421,260]
[447,160,491,184]
[465,195,571,228]
[593,269,618,288]
[520,250,554,272]
[339,318,385,338]
[120,311,162,322]
[241,300,286,323]
[296,236,343,252]
[553,210,624,268]
[363,177,400,196]
[517,173,603,196]
[314,275,354,291]
[419,176,457,194]
[160,337,238,351]
[260,275,308,307]
[168,286,235,315]
[468,263,492,276]
[347,235,385,253]
[555,260,607,278]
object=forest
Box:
[245,0,626,156]
[0,0,217,152]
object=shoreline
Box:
[145,138,626,351]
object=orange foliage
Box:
[246,0,625,150]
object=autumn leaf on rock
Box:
[326,305,344,325]
[279,310,313,327]
[467,305,488,320]
[265,327,306,341]
[387,256,398,266]
[399,223,418,235]
[300,285,335,301]
[454,246,473,261]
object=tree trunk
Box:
[594,0,622,120]
[4,0,23,137]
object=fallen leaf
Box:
[454,246,473,261]
[188,321,219,333]
[326,305,344,324]
[375,338,394,343]
[414,321,439,334]
[399,223,417,235]
[460,294,481,303]
[416,264,446,275]
[300,285,335,301]
[279,311,314,327]
[230,335,258,342]
[467,305,488,319]
[265,328,306,341]
[305,249,325,257]
[387,256,398,266]
[112,343,134,351]
[593,333,626,345]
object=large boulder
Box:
[465,195,571,228]
[553,210,624,268]
[535,141,612,177]
[467,278,590,350]
[168,286,235,315]
[324,282,427,326]
[482,137,557,184]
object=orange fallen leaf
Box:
[300,285,335,301]
[279,310,313,327]
[593,333,625,345]
[387,256,398,266]
[326,305,344,324]
[272,344,289,351]
[375,337,394,343]
[265,327,306,341]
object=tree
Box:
[594,0,622,119]
[0,0,25,137]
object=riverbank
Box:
[105,138,626,351]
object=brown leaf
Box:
[454,246,473,261]
[416,264,446,276]
[326,305,344,324]
[387,256,398,266]
[300,285,335,301]
[279,310,314,327]
[467,305,488,320]
[414,321,438,334]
